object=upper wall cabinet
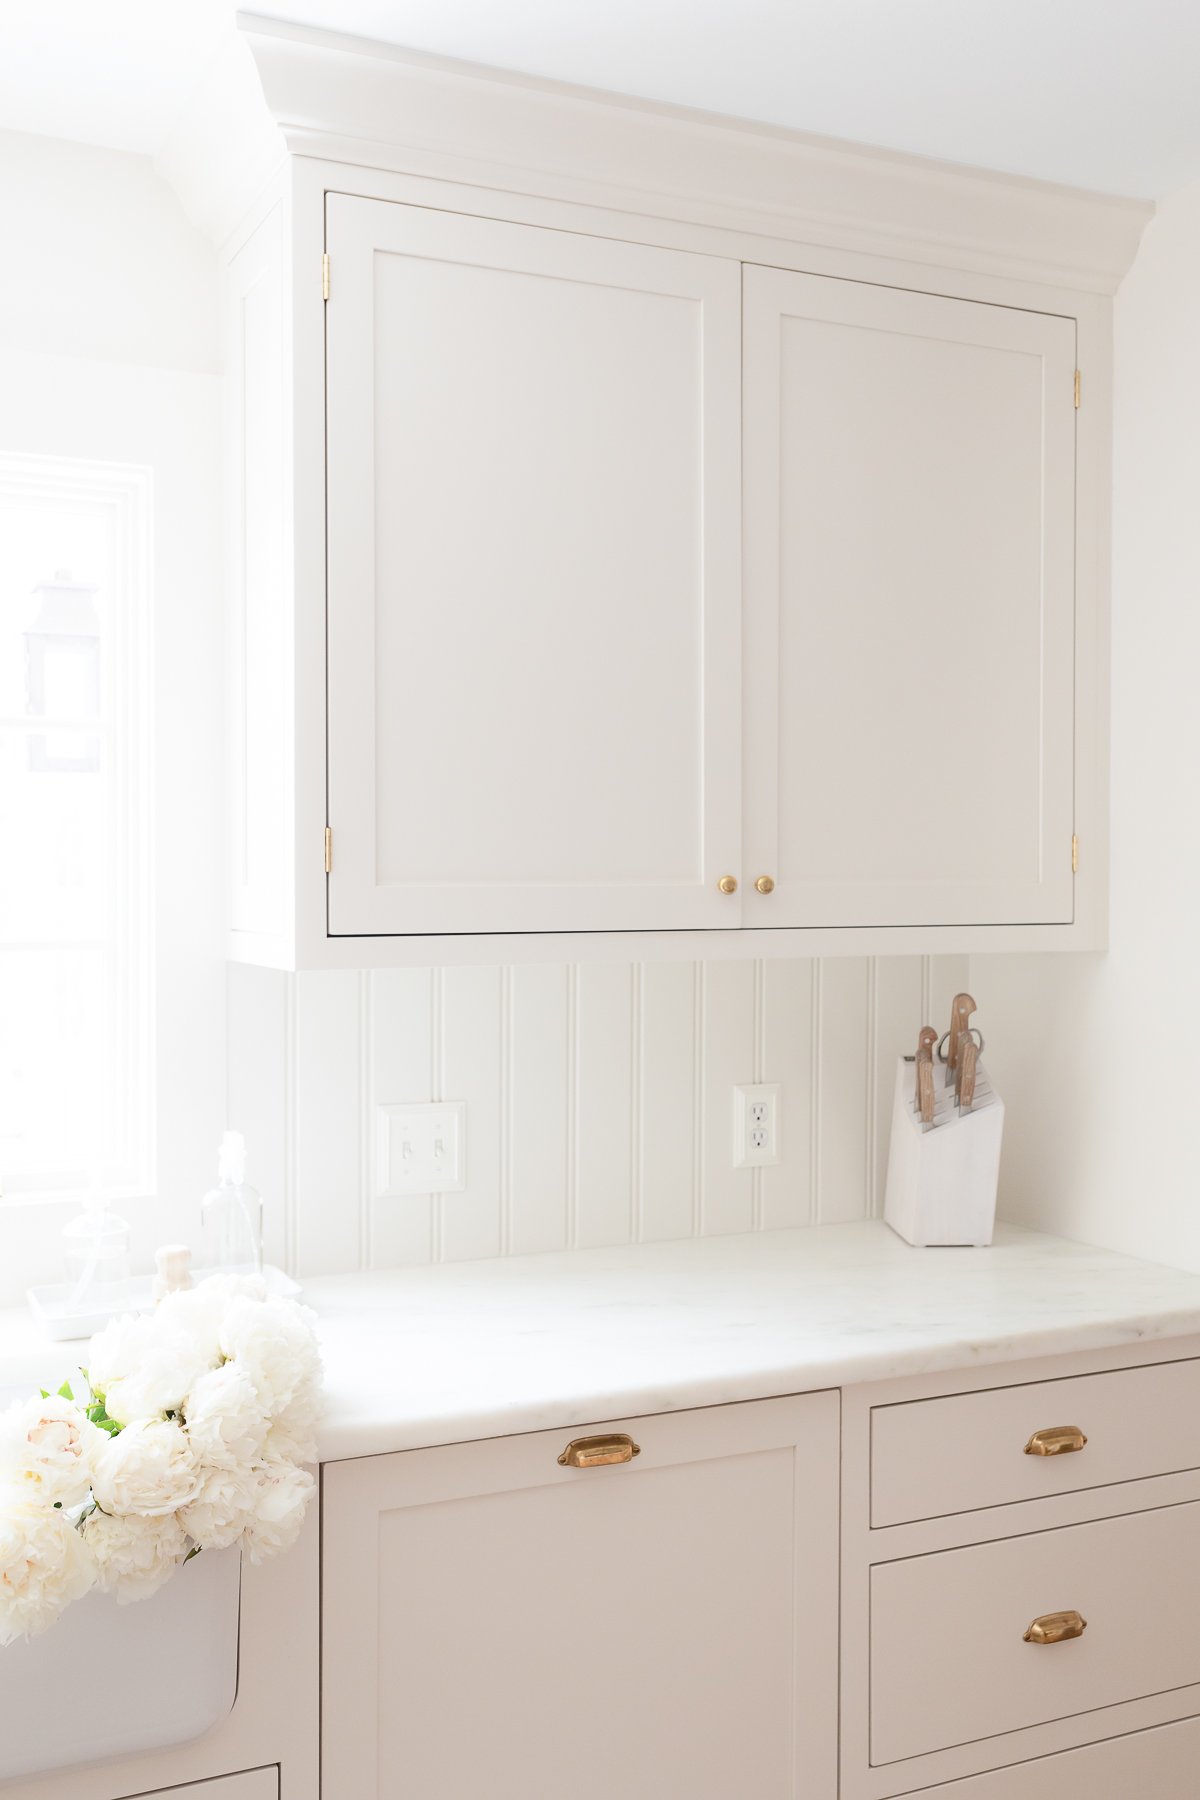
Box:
[217,18,1149,967]
[742,268,1077,930]
[325,199,742,937]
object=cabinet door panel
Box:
[322,1395,839,1798]
[743,267,1076,928]
[326,197,741,937]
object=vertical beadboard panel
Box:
[815,958,870,1222]
[293,971,362,1275]
[574,964,635,1249]
[700,960,756,1235]
[870,958,926,1216]
[440,964,504,1263]
[760,960,815,1229]
[226,963,291,1272]
[269,954,953,1273]
[369,967,434,1267]
[508,963,571,1255]
[638,960,697,1242]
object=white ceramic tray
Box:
[28,1263,301,1341]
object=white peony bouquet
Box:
[0,1275,322,1646]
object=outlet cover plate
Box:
[377,1101,466,1197]
[733,1083,781,1168]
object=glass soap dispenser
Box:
[201,1130,264,1273]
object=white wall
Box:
[978,179,1200,1270]
[0,134,223,1303]
[0,130,218,372]
[229,955,968,1276]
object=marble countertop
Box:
[5,1222,1200,1463]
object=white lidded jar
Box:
[201,1130,264,1273]
[61,1189,132,1308]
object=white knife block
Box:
[884,1057,1004,1247]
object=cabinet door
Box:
[326,197,742,937]
[322,1395,839,1798]
[743,267,1076,928]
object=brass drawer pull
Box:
[1024,1610,1087,1646]
[1024,1425,1088,1457]
[557,1433,641,1469]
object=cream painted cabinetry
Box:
[324,198,742,938]
[321,1394,841,1799]
[218,19,1145,968]
[742,268,1077,930]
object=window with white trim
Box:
[0,452,153,1200]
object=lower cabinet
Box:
[322,1392,840,1799]
[902,1714,1200,1797]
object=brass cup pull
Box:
[557,1434,641,1469]
[1024,1425,1088,1457]
[717,875,738,895]
[1024,1610,1087,1646]
[754,875,775,895]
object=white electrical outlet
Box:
[733,1084,781,1168]
[377,1101,466,1196]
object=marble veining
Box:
[307,1220,1200,1460]
[3,1222,1199,1462]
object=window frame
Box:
[0,449,154,1203]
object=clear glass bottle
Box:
[201,1130,264,1273]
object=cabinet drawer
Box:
[871,1358,1200,1526]
[870,1501,1200,1765]
[899,1713,1200,1797]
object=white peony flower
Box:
[81,1508,189,1604]
[156,1274,268,1369]
[219,1295,322,1419]
[103,1324,220,1428]
[0,1395,104,1509]
[240,1459,315,1565]
[263,1370,323,1466]
[86,1312,156,1403]
[178,1463,260,1552]
[184,1363,268,1470]
[89,1419,201,1518]
[0,1499,96,1645]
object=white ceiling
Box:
[3,0,1200,200]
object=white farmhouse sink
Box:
[0,1541,240,1780]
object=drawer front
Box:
[871,1358,1200,1526]
[871,1501,1200,1764]
[900,1712,1200,1797]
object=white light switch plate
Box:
[377,1101,466,1196]
[733,1084,781,1168]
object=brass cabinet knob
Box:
[557,1434,641,1469]
[754,875,775,895]
[1024,1426,1088,1457]
[717,875,738,895]
[1023,1610,1087,1645]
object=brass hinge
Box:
[321,253,331,301]
[1071,833,1079,874]
[324,826,333,874]
[1073,369,1081,409]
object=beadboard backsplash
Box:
[228,956,968,1278]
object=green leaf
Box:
[56,1379,74,1402]
[184,1545,202,1563]
[39,1389,49,1400]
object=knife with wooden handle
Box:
[946,992,977,1076]
[915,1026,937,1126]
[956,1034,978,1112]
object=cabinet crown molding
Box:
[237,9,1151,293]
